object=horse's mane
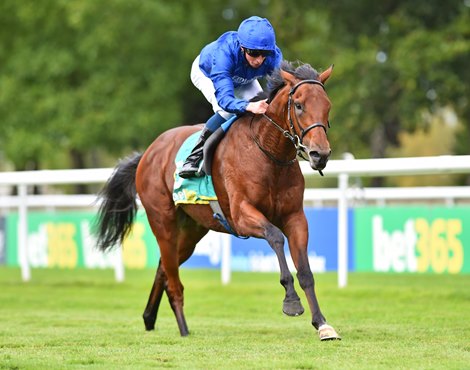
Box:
[251,60,320,103]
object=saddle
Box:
[173,116,238,205]
[173,116,247,237]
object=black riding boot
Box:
[178,127,213,178]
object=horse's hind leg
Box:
[160,231,208,335]
[159,237,189,336]
[142,244,191,335]
[143,246,190,335]
[143,260,166,331]
[144,209,208,336]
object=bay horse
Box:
[96,60,341,341]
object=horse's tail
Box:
[95,153,142,252]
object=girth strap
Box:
[209,201,249,239]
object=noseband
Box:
[258,79,330,170]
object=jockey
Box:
[178,16,283,178]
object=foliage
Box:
[301,0,470,159]
[0,0,210,169]
[387,109,462,186]
[0,0,468,174]
[0,268,469,369]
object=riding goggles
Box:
[243,48,272,58]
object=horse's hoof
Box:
[144,323,155,331]
[143,317,155,331]
[179,329,190,337]
[282,299,304,316]
[318,324,341,341]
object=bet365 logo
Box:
[372,216,464,274]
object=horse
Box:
[95,60,341,341]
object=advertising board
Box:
[355,207,469,274]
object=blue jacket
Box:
[198,31,283,114]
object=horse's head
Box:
[267,61,333,173]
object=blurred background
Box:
[0,0,469,189]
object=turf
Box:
[0,268,469,369]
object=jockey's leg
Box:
[178,113,225,178]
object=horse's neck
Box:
[251,114,297,163]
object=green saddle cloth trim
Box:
[173,131,218,205]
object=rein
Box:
[252,79,330,174]
[250,116,297,166]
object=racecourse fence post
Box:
[337,153,353,288]
[337,173,348,288]
[18,184,31,282]
[114,246,125,282]
[221,233,231,285]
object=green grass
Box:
[0,268,469,369]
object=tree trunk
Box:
[70,149,88,194]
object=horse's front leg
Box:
[284,212,341,340]
[265,223,304,316]
[233,202,304,316]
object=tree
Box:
[1,0,468,187]
[0,0,212,172]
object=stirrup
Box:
[178,167,198,179]
[178,160,196,176]
[179,162,204,179]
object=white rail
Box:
[0,169,116,282]
[1,155,470,286]
[303,186,470,206]
[302,154,470,287]
[0,168,113,185]
[2,185,469,209]
[299,154,470,177]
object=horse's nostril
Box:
[309,150,330,170]
[310,149,331,160]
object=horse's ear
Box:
[280,69,297,87]
[319,64,334,84]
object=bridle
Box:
[251,79,330,173]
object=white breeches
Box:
[190,55,263,120]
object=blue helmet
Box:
[237,16,276,51]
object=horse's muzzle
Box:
[308,149,331,171]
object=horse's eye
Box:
[294,102,303,111]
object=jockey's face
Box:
[242,47,269,69]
